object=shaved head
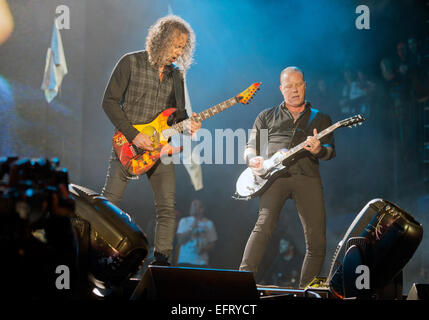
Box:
[280,66,306,109]
[280,66,304,82]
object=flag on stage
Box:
[183,74,203,191]
[165,6,202,191]
[41,18,68,103]
[170,73,203,191]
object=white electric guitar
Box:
[234,114,365,200]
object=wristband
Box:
[314,146,327,159]
[244,148,257,165]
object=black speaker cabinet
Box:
[130,266,259,301]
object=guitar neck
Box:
[280,122,339,161]
[163,96,239,139]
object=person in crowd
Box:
[176,199,217,268]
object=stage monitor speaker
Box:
[130,266,259,301]
[328,198,423,299]
[407,283,429,300]
[68,184,149,287]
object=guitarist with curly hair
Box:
[101,15,201,266]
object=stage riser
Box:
[130,266,260,301]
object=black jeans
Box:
[101,152,176,258]
[239,174,326,288]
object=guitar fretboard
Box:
[162,96,239,139]
[271,123,339,167]
[266,115,364,168]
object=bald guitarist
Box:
[239,66,336,288]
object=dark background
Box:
[1,0,428,294]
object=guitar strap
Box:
[289,102,319,148]
[172,68,188,122]
[303,107,319,135]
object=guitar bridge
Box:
[232,193,251,201]
[131,144,145,156]
[130,145,138,157]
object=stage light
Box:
[92,287,104,298]
[69,184,149,291]
[327,199,423,299]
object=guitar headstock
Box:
[338,114,366,128]
[236,82,261,104]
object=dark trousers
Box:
[239,174,326,288]
[101,152,176,258]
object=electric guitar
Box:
[234,114,365,200]
[113,82,261,175]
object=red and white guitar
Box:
[113,83,261,175]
